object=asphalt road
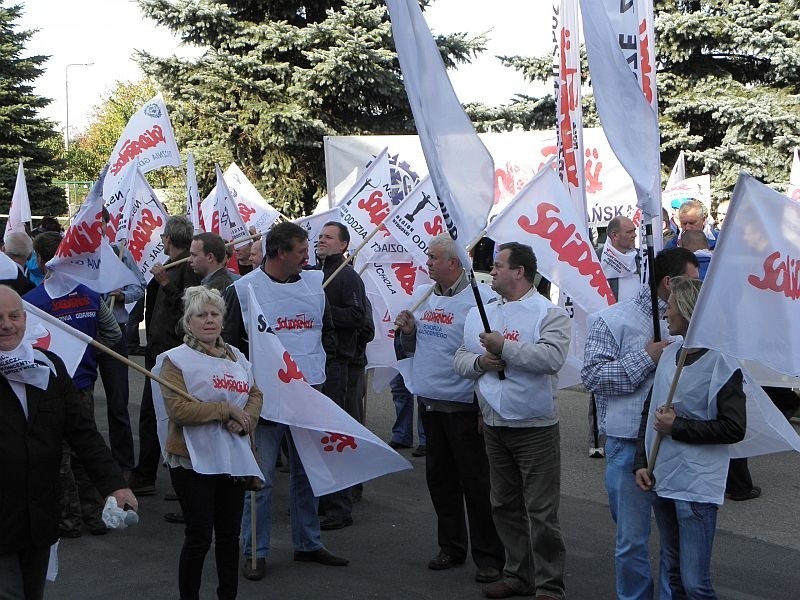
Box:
[45,348,800,599]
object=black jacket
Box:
[316,254,367,361]
[144,249,202,361]
[0,349,124,553]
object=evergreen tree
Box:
[485,1,800,204]
[138,0,484,216]
[0,2,66,217]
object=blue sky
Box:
[18,0,550,137]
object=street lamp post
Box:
[64,62,94,150]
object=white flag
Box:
[4,160,31,240]
[553,0,587,224]
[666,150,686,189]
[23,301,90,377]
[381,176,443,268]
[336,148,393,247]
[46,166,108,284]
[203,163,280,234]
[124,172,169,284]
[104,161,138,243]
[362,261,433,320]
[202,164,249,244]
[683,173,800,376]
[486,165,615,313]
[581,0,661,220]
[788,147,800,201]
[185,152,203,231]
[244,285,410,495]
[103,93,182,202]
[386,0,494,267]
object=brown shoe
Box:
[483,581,530,599]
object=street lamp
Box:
[64,62,94,150]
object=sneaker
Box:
[589,447,605,458]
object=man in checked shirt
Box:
[581,247,699,600]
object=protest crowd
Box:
[3,2,800,600]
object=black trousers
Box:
[97,323,135,470]
[420,405,505,569]
[133,357,161,483]
[0,545,50,600]
[169,467,246,600]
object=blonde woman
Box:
[156,286,262,600]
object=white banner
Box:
[4,160,31,240]
[324,129,637,227]
[486,165,615,313]
[103,93,182,202]
[244,285,410,495]
[662,174,712,214]
[684,173,800,376]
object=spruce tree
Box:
[137,0,484,216]
[482,1,800,204]
[0,2,65,217]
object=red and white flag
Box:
[245,285,410,495]
[203,163,280,234]
[386,0,494,267]
[381,176,443,268]
[486,165,615,313]
[552,0,587,224]
[788,147,800,201]
[103,93,182,202]
[4,160,31,240]
[104,161,137,243]
[336,148,392,245]
[23,301,90,377]
[684,173,800,375]
[124,171,169,284]
[580,0,661,220]
[362,261,433,320]
[185,152,204,231]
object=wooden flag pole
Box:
[646,345,688,476]
[163,231,265,270]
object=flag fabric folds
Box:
[580,0,661,220]
[4,160,31,240]
[245,285,410,496]
[683,173,800,376]
[386,0,494,266]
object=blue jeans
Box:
[241,422,322,559]
[604,437,670,600]
[653,496,718,599]
[390,374,426,447]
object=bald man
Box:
[600,216,640,302]
[0,286,136,599]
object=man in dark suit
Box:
[189,232,234,293]
[0,285,137,599]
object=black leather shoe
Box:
[320,516,353,531]
[427,551,465,570]
[242,557,266,580]
[388,440,412,450]
[475,567,502,583]
[293,548,349,566]
[727,486,762,501]
[411,445,426,457]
